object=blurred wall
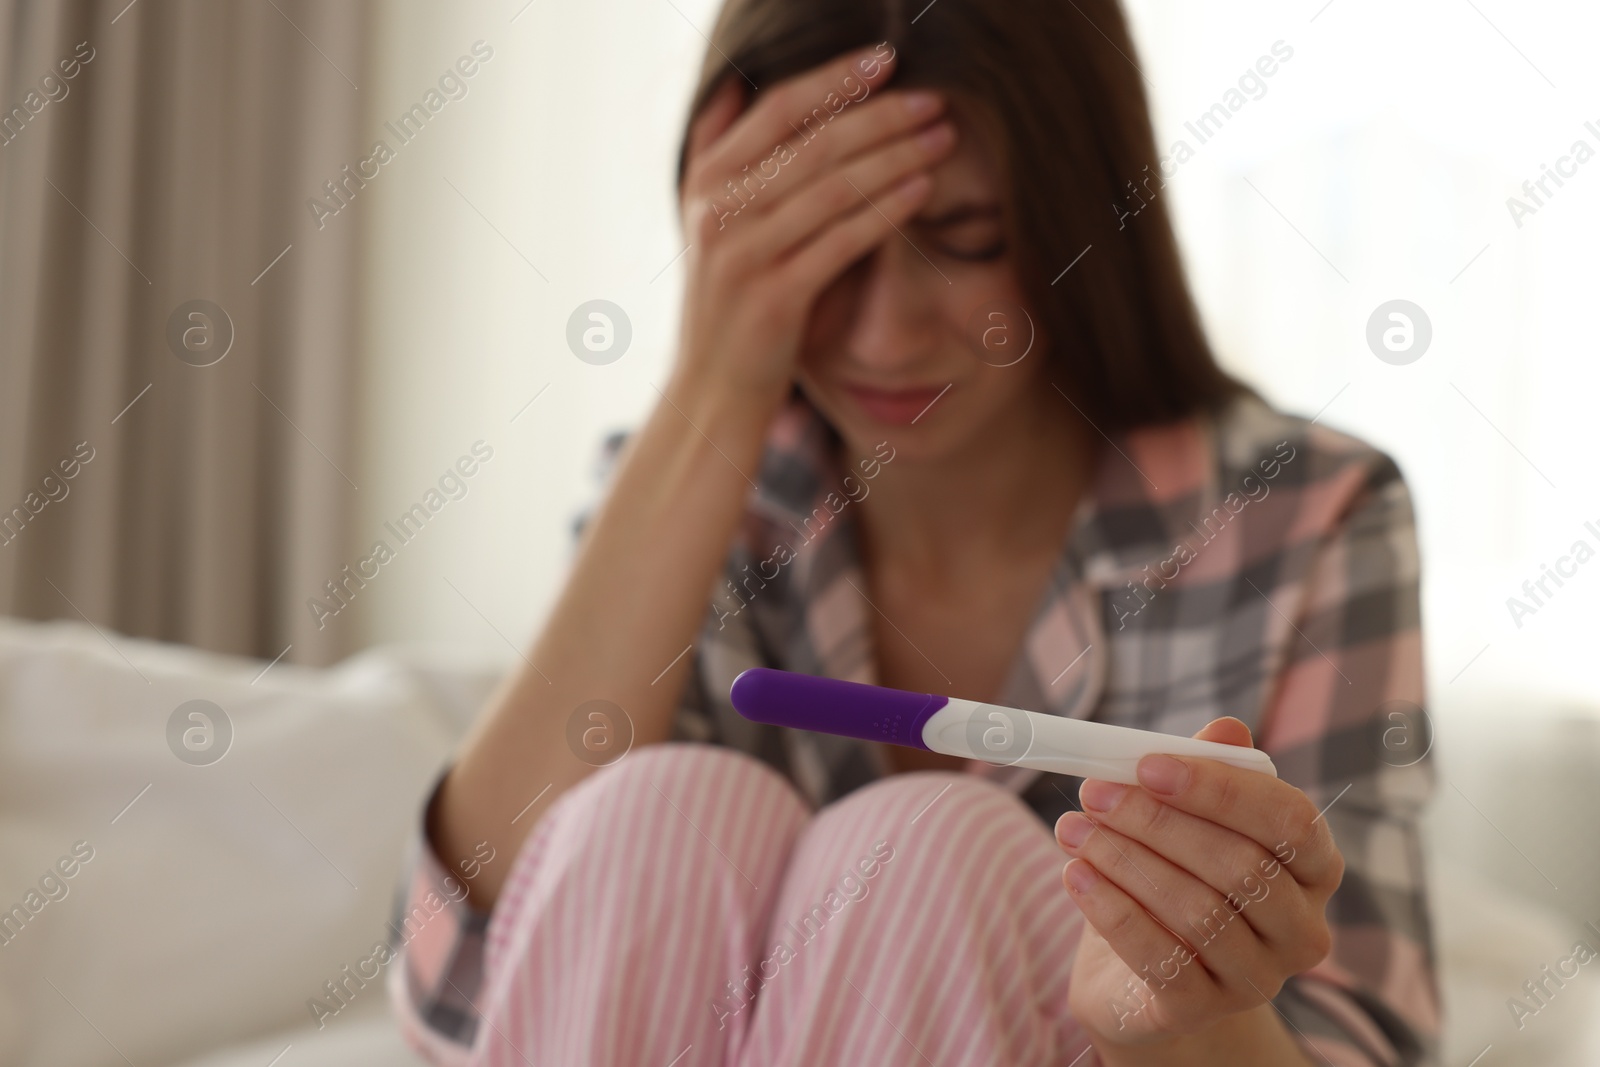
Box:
[346,0,716,662]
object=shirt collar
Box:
[1064,407,1223,587]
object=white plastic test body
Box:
[922,697,1277,784]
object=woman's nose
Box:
[841,245,939,373]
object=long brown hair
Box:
[677,0,1247,433]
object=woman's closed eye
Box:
[937,235,1007,262]
[917,204,1007,262]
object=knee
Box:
[835,770,1030,828]
[582,740,795,794]
[812,772,1044,866]
[563,742,807,837]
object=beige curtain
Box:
[0,0,369,666]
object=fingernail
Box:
[1079,780,1128,813]
[1065,859,1100,894]
[904,90,942,117]
[917,122,954,150]
[1137,755,1189,795]
[1056,812,1093,849]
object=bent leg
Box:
[737,772,1094,1067]
[470,743,811,1067]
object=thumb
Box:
[1193,716,1253,748]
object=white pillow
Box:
[0,618,497,1067]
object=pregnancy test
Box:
[729,668,1276,785]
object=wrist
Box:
[658,367,784,456]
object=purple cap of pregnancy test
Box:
[729,668,948,750]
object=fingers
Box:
[1128,736,1343,890]
[751,119,955,262]
[1057,815,1281,998]
[690,46,898,195]
[1063,789,1330,972]
[775,172,933,298]
[1061,858,1231,1025]
[724,89,948,222]
[679,44,951,311]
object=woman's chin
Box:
[805,381,1021,465]
[830,409,981,466]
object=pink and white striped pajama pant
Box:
[468,743,1094,1066]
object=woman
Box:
[389,0,1440,1064]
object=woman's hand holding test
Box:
[1057,717,1344,1065]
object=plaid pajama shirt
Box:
[390,391,1442,1066]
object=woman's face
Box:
[796,106,1048,462]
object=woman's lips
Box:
[842,383,949,426]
